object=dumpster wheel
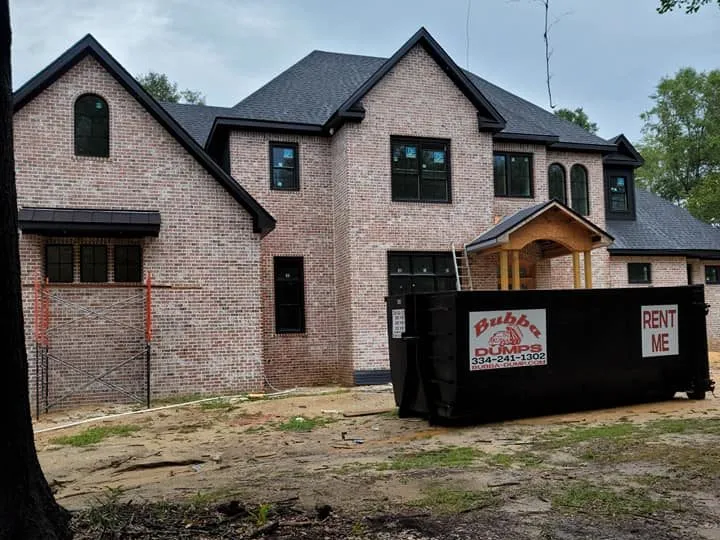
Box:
[687,389,707,400]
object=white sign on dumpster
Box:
[391,309,406,339]
[641,304,679,357]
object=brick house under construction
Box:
[14,28,720,408]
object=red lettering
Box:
[668,309,676,327]
[529,325,541,338]
[643,311,652,329]
[659,310,668,328]
[474,319,488,337]
[651,310,660,328]
[503,312,517,325]
[516,314,530,328]
[652,333,669,352]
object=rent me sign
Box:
[641,304,679,357]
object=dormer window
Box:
[608,176,629,212]
[75,94,109,157]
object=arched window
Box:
[75,94,109,157]
[548,163,566,204]
[570,164,589,215]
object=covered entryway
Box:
[457,201,613,291]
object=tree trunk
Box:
[0,2,72,538]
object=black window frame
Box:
[570,164,590,216]
[45,244,74,283]
[80,245,108,283]
[274,257,306,334]
[705,265,720,285]
[548,163,567,204]
[608,175,629,213]
[74,93,109,158]
[493,152,534,198]
[387,251,456,295]
[269,142,299,191]
[628,262,652,284]
[390,137,451,203]
[114,245,143,283]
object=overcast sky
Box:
[9,0,720,142]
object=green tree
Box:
[136,71,205,104]
[636,67,720,223]
[554,107,598,134]
[657,0,719,13]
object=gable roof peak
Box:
[13,34,275,234]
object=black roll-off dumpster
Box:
[387,285,715,424]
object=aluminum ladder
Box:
[451,243,473,291]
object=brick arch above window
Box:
[74,93,109,157]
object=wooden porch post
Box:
[512,250,521,291]
[583,250,592,289]
[499,251,509,291]
[572,251,581,289]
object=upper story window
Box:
[75,94,109,157]
[270,143,299,190]
[705,266,720,285]
[388,252,456,295]
[494,152,532,198]
[608,176,629,212]
[46,245,74,283]
[628,262,651,284]
[391,138,450,203]
[570,164,589,215]
[548,163,566,204]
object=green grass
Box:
[409,487,498,514]
[277,416,335,432]
[543,423,640,448]
[199,398,237,411]
[50,424,141,447]
[381,446,482,471]
[552,481,675,516]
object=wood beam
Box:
[500,251,509,291]
[572,251,581,289]
[584,250,592,289]
[512,250,520,291]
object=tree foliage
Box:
[657,0,719,13]
[136,71,205,104]
[637,67,720,223]
[554,107,598,134]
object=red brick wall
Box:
[227,132,339,388]
[15,56,264,408]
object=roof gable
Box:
[325,27,505,132]
[14,34,275,235]
[604,134,644,167]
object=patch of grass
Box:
[543,423,640,448]
[487,451,543,468]
[151,393,206,406]
[252,503,273,526]
[409,487,497,514]
[552,481,675,516]
[50,424,141,447]
[277,416,335,432]
[644,417,720,436]
[381,446,482,471]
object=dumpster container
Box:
[387,285,714,424]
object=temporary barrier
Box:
[387,285,714,424]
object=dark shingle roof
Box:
[232,51,386,126]
[160,102,235,146]
[18,207,161,237]
[214,49,610,147]
[607,189,720,254]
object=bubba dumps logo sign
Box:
[469,309,548,371]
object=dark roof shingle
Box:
[607,189,720,254]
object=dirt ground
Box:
[35,354,720,539]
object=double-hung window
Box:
[391,138,450,202]
[270,143,299,190]
[494,152,533,197]
[388,252,456,295]
[114,245,143,282]
[80,245,108,283]
[46,245,74,283]
[628,262,651,284]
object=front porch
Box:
[456,200,614,291]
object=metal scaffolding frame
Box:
[33,273,153,418]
